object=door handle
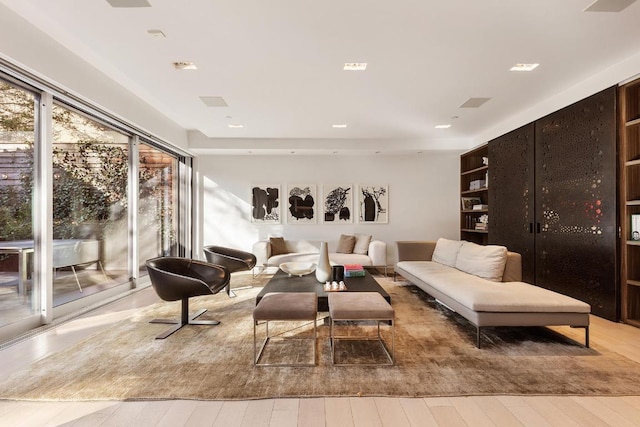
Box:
[529,223,533,234]
[536,223,541,234]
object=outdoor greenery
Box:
[0,81,175,253]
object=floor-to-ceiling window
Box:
[0,65,191,340]
[51,104,131,306]
[138,142,179,275]
[0,81,36,328]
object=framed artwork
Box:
[461,196,482,211]
[358,184,388,224]
[287,184,317,224]
[250,184,280,223]
[632,214,640,240]
[321,184,353,223]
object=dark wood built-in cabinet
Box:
[620,78,640,327]
[473,87,620,321]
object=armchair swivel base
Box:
[150,298,221,339]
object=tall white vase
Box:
[315,241,332,283]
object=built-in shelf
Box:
[461,165,488,176]
[460,144,489,245]
[626,117,640,127]
[620,78,640,328]
[461,188,488,195]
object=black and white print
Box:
[321,184,353,223]
[358,185,388,224]
[287,184,316,224]
[250,184,280,223]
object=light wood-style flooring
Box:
[1,283,640,427]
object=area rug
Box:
[1,275,640,401]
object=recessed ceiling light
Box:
[106,0,150,7]
[332,124,347,128]
[228,124,243,129]
[435,124,451,129]
[172,61,197,70]
[344,62,367,71]
[147,29,165,38]
[510,63,539,71]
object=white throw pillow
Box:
[353,234,372,255]
[432,238,464,267]
[454,241,508,282]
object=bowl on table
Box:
[279,262,316,277]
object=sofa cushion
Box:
[396,261,590,313]
[329,253,373,266]
[432,238,464,267]
[353,234,372,255]
[454,241,507,282]
[336,234,356,254]
[269,237,290,256]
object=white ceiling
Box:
[2,0,640,153]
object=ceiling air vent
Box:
[106,0,151,8]
[200,96,228,107]
[584,0,636,12]
[459,97,491,108]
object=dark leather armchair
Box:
[146,257,230,339]
[203,245,257,297]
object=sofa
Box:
[252,235,387,272]
[395,239,591,348]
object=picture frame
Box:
[321,184,353,223]
[286,184,317,224]
[357,184,388,224]
[250,184,280,223]
[632,214,640,241]
[461,196,482,211]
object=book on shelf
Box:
[472,204,488,210]
[343,264,364,271]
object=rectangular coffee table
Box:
[256,269,390,312]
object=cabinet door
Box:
[488,123,535,283]
[534,86,619,320]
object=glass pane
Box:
[139,143,178,275]
[52,105,130,305]
[0,81,36,327]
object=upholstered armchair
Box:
[145,257,230,339]
[203,245,257,296]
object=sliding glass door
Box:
[0,81,36,328]
[0,68,192,341]
[138,142,179,275]
[51,104,131,306]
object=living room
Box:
[2,0,640,425]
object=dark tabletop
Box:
[256,268,390,312]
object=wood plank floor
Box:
[1,283,640,427]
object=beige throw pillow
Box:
[269,237,289,256]
[336,234,356,254]
[353,234,372,255]
[454,241,508,282]
[432,238,463,267]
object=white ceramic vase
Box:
[315,241,332,283]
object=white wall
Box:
[197,152,461,265]
[0,3,188,150]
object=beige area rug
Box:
[2,274,640,401]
